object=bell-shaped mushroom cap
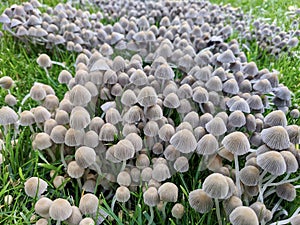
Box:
[129,69,148,86]
[228,110,246,128]
[223,196,243,216]
[223,79,239,95]
[158,182,178,203]
[114,139,135,161]
[49,198,72,222]
[285,125,300,144]
[176,121,193,132]
[69,85,91,107]
[170,129,197,153]
[291,214,300,225]
[239,166,260,186]
[79,217,95,225]
[264,110,287,127]
[99,123,118,141]
[203,173,229,199]
[137,86,158,107]
[196,134,219,155]
[65,128,84,147]
[105,108,121,125]
[117,171,131,187]
[171,203,185,219]
[261,126,290,150]
[163,93,180,109]
[35,197,53,218]
[50,125,67,144]
[136,154,150,169]
[222,132,250,155]
[116,186,130,203]
[67,161,85,178]
[58,70,72,85]
[121,89,137,106]
[143,187,159,207]
[35,218,48,225]
[246,95,264,110]
[0,106,18,125]
[145,104,163,121]
[152,163,171,182]
[253,79,272,94]
[83,130,99,148]
[230,99,250,113]
[19,110,35,126]
[280,151,298,173]
[249,202,269,222]
[174,156,189,173]
[143,121,159,137]
[217,49,236,63]
[158,124,175,142]
[55,110,69,125]
[154,63,175,80]
[37,54,52,68]
[230,206,259,225]
[290,109,300,119]
[205,76,223,92]
[79,193,99,215]
[70,106,90,130]
[192,86,209,103]
[205,117,227,136]
[188,189,214,213]
[66,206,82,225]
[243,62,259,76]
[257,151,286,175]
[24,177,48,198]
[34,132,52,150]
[125,133,143,152]
[30,84,46,101]
[75,146,96,168]
[183,111,199,128]
[0,76,13,89]
[276,183,296,201]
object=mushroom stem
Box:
[268,174,300,186]
[161,202,167,220]
[19,93,30,114]
[111,195,117,212]
[51,61,66,68]
[214,198,223,225]
[271,198,283,215]
[46,148,56,162]
[234,154,242,198]
[269,207,300,225]
[263,188,276,199]
[257,170,269,202]
[91,162,102,175]
[60,144,67,169]
[120,160,126,172]
[56,220,61,225]
[76,178,82,190]
[148,206,154,225]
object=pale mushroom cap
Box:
[261,126,290,150]
[143,186,160,207]
[240,166,260,186]
[67,161,85,178]
[66,206,83,225]
[152,163,171,182]
[276,183,296,201]
[137,86,158,107]
[257,151,286,175]
[24,177,48,198]
[264,110,287,127]
[158,182,178,202]
[171,203,185,219]
[75,146,96,168]
[229,206,259,225]
[34,197,53,218]
[79,193,99,215]
[174,156,189,173]
[117,171,132,186]
[79,218,95,225]
[0,106,18,125]
[116,186,130,202]
[222,132,250,155]
[49,198,72,221]
[37,53,52,68]
[205,117,227,136]
[170,129,197,153]
[188,189,214,213]
[69,85,92,107]
[203,173,229,199]
[114,139,135,161]
[34,132,52,150]
[196,134,219,155]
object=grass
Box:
[0,0,300,224]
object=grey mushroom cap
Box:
[79,193,99,215]
[230,206,259,225]
[143,187,159,207]
[261,126,290,150]
[158,182,178,202]
[276,183,296,201]
[49,198,72,221]
[188,189,214,213]
[257,151,286,176]
[0,106,18,125]
[222,132,250,155]
[205,117,227,136]
[116,186,131,203]
[75,146,96,168]
[202,173,229,199]
[170,129,197,153]
[196,134,219,155]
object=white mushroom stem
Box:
[120,160,127,172]
[76,178,82,190]
[51,61,66,68]
[148,206,154,225]
[56,220,61,225]
[214,198,223,225]
[271,198,283,215]
[269,207,300,225]
[46,148,56,162]
[111,195,117,212]
[59,144,67,169]
[161,202,168,220]
[268,174,300,186]
[234,154,242,198]
[257,170,269,202]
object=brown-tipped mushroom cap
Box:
[188,189,214,213]
[114,139,135,161]
[158,124,175,142]
[24,177,48,198]
[49,198,72,222]
[205,117,227,136]
[69,85,91,107]
[171,203,185,219]
[67,161,85,178]
[143,187,160,207]
[261,126,290,150]
[70,106,90,130]
[223,196,243,216]
[240,166,260,186]
[276,183,296,201]
[117,171,132,187]
[158,182,178,202]
[264,110,287,127]
[99,123,118,142]
[222,132,250,155]
[229,206,259,225]
[0,76,14,89]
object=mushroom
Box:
[229,206,259,225]
[34,197,53,218]
[158,182,178,219]
[24,177,48,198]
[49,198,72,225]
[171,203,185,220]
[188,189,214,214]
[143,186,160,224]
[79,193,99,215]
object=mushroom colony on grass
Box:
[0,0,300,224]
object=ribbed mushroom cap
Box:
[158,182,178,202]
[222,79,239,95]
[83,130,99,148]
[58,70,72,85]
[223,196,243,216]
[30,84,46,101]
[222,132,250,155]
[114,139,135,161]
[246,95,264,110]
[192,86,209,103]
[170,129,197,153]
[121,89,137,106]
[163,93,180,109]
[154,63,175,80]
[253,79,272,94]
[141,167,153,182]
[264,110,287,127]
[163,145,180,161]
[188,189,214,213]
[249,202,268,222]
[261,126,290,150]
[117,171,131,187]
[0,106,18,125]
[49,198,72,222]
[230,206,259,225]
[205,117,227,136]
[66,206,82,225]
[55,110,69,125]
[145,104,163,121]
[217,49,236,63]
[203,173,229,199]
[280,151,298,173]
[79,217,95,225]
[152,163,171,182]
[158,124,175,142]
[290,109,300,119]
[143,187,159,207]
[137,86,158,107]
[125,133,143,152]
[36,218,48,225]
[228,110,246,128]
[129,69,148,86]
[105,108,121,125]
[176,121,193,132]
[143,121,159,137]
[196,134,219,155]
[230,99,250,113]
[183,111,199,128]
[136,154,150,169]
[116,186,131,203]
[99,123,118,141]
[174,156,189,173]
[67,161,85,178]
[37,54,52,68]
[50,125,67,144]
[240,166,260,186]
[70,106,90,130]
[285,125,300,144]
[65,128,84,147]
[35,197,53,218]
[257,151,286,175]
[24,177,48,198]
[205,76,223,92]
[75,146,96,168]
[19,110,35,126]
[34,132,52,150]
[79,193,99,214]
[243,62,258,76]
[171,203,185,219]
[69,85,91,107]
[276,183,296,201]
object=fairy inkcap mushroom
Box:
[79,193,99,215]
[196,134,219,156]
[34,197,53,218]
[49,198,72,224]
[188,189,214,214]
[158,182,178,219]
[170,129,197,153]
[115,186,131,203]
[229,206,259,225]
[152,163,171,182]
[171,203,185,219]
[261,126,290,150]
[205,117,227,136]
[66,206,82,225]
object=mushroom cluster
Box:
[0,0,299,225]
